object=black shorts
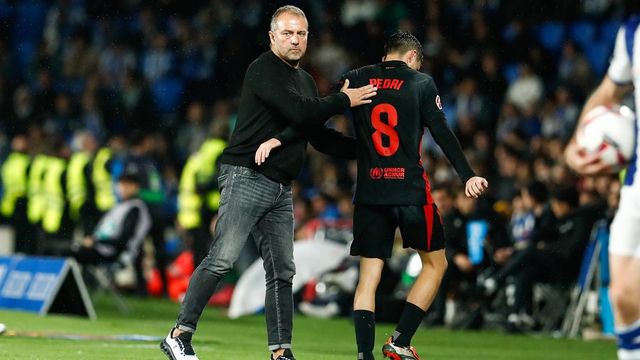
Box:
[351,203,445,259]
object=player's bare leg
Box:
[405,249,447,310]
[610,254,640,359]
[353,257,384,360]
[382,249,447,359]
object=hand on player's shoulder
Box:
[340,79,377,107]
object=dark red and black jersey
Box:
[343,61,475,205]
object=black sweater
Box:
[220,51,355,185]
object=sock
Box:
[617,318,640,360]
[393,302,426,348]
[353,310,375,360]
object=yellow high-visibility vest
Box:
[42,157,67,234]
[197,138,226,211]
[178,153,202,230]
[66,151,90,221]
[92,148,115,212]
[1,152,30,217]
[27,154,49,224]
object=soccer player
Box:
[160,5,377,360]
[565,4,640,359]
[345,32,488,360]
[259,32,488,360]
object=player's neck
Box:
[383,54,407,64]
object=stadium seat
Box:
[14,0,46,42]
[537,21,565,53]
[584,41,612,76]
[502,62,519,84]
[151,77,184,114]
[599,20,621,49]
[569,21,596,50]
[85,264,132,314]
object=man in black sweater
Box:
[161,5,376,360]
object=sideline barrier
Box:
[0,255,95,319]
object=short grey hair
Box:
[270,5,307,32]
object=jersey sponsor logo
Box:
[368,78,404,90]
[369,167,405,180]
[435,95,442,110]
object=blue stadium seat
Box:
[569,21,596,50]
[599,20,621,49]
[537,21,565,53]
[152,77,185,114]
[584,41,611,76]
[14,41,37,72]
[14,0,46,43]
[0,2,13,21]
[502,62,519,84]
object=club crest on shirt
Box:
[370,167,383,180]
[435,95,443,110]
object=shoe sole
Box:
[160,340,178,360]
[383,347,419,360]
[382,349,403,360]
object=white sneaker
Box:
[160,328,199,360]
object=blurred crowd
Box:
[0,0,632,332]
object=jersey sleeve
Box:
[421,78,476,184]
[420,78,446,126]
[608,27,633,85]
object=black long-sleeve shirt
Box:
[220,51,355,185]
[340,61,475,205]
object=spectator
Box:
[504,186,603,330]
[506,62,544,112]
[73,169,151,276]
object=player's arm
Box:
[421,79,487,198]
[565,26,635,175]
[249,63,376,127]
[255,125,356,165]
[306,125,357,160]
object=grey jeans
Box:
[176,164,295,350]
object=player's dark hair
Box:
[384,32,423,61]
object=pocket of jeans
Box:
[217,174,228,188]
[235,169,260,180]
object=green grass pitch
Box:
[0,295,616,359]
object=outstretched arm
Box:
[307,125,357,160]
[250,61,376,127]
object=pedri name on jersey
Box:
[368,78,404,90]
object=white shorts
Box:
[610,186,640,258]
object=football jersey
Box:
[343,60,474,205]
[608,17,640,189]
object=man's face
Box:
[269,13,308,66]
[117,181,139,200]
